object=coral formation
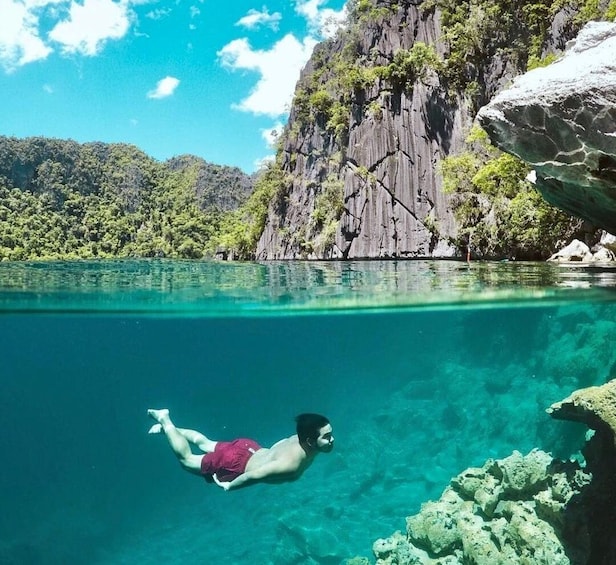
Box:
[548,379,616,442]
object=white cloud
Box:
[235,8,281,31]
[1,0,134,71]
[254,154,275,170]
[0,0,53,71]
[219,1,346,120]
[217,34,317,117]
[48,0,132,56]
[295,0,321,22]
[147,75,180,99]
[145,8,171,20]
[43,83,54,93]
[295,0,346,39]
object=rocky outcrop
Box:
[255,0,592,260]
[371,379,616,564]
[478,22,616,234]
[547,231,616,262]
[547,236,616,262]
[373,450,590,564]
[547,379,616,445]
[548,239,595,262]
[547,379,616,564]
[257,3,464,259]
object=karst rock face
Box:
[256,3,477,260]
[478,22,616,234]
[255,0,583,260]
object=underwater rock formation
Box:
[547,378,616,440]
[547,379,616,564]
[371,379,616,564]
[372,450,590,564]
[478,22,616,234]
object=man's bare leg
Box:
[147,409,208,474]
[148,422,216,453]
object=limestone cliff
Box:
[258,3,458,259]
[255,0,585,259]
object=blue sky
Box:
[0,0,347,172]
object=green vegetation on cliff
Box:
[552,0,616,23]
[423,0,616,83]
[427,0,613,258]
[210,159,292,259]
[440,127,582,259]
[0,137,253,261]
[292,0,572,131]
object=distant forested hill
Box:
[0,136,254,260]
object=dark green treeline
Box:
[0,136,254,260]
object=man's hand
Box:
[213,474,231,491]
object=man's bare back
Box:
[244,435,315,483]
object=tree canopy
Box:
[0,136,254,261]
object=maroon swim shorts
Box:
[200,438,262,482]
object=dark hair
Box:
[295,413,329,444]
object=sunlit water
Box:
[1,259,615,564]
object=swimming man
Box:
[147,409,334,491]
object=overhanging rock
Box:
[477,22,616,233]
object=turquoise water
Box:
[1,260,616,564]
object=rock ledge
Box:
[478,22,616,234]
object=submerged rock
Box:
[373,450,590,564]
[547,379,616,563]
[547,379,616,445]
[371,379,616,564]
[478,22,616,234]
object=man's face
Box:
[315,423,334,452]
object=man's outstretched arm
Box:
[214,458,298,491]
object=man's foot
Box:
[148,423,163,434]
[147,408,170,425]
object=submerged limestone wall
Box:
[369,379,616,565]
